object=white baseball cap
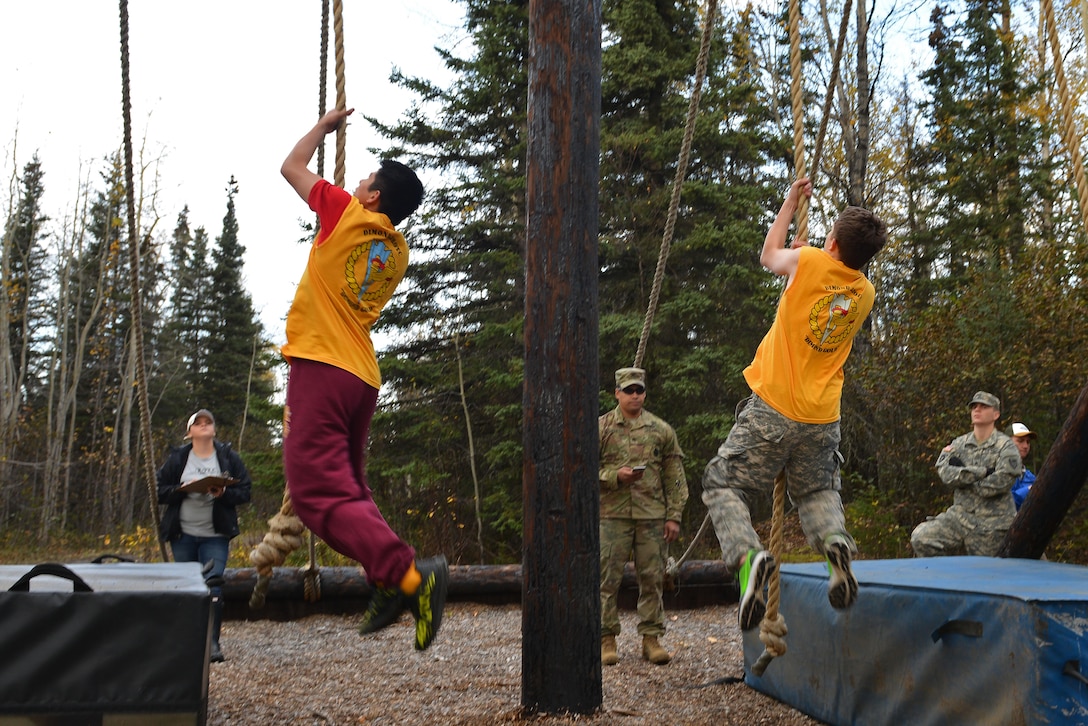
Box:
[1010,422,1037,439]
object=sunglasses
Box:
[622,385,645,395]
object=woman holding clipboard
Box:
[157,408,252,662]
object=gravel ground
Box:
[208,603,824,725]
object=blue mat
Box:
[743,557,1088,725]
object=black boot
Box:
[209,596,225,662]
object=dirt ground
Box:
[208,602,824,725]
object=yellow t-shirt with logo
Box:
[743,245,874,424]
[282,181,408,389]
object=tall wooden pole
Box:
[999,380,1088,559]
[522,0,602,716]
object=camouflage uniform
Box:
[599,406,688,638]
[911,430,1020,557]
[702,394,855,570]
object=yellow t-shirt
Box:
[282,181,408,388]
[743,245,874,424]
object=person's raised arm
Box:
[759,177,812,279]
[281,108,354,202]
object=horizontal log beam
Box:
[222,560,737,621]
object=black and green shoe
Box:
[406,555,449,650]
[358,586,406,635]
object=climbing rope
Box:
[1042,0,1088,235]
[749,0,831,674]
[248,0,348,606]
[751,472,789,675]
[118,0,168,562]
[633,0,719,583]
[248,492,309,608]
[332,0,347,188]
[633,0,719,370]
[667,0,848,590]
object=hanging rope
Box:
[751,471,789,675]
[633,0,719,369]
[332,0,347,188]
[788,0,810,243]
[668,0,848,583]
[248,491,309,608]
[248,0,346,606]
[750,0,840,676]
[1042,0,1088,235]
[118,0,168,562]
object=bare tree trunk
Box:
[849,0,872,205]
[41,180,112,543]
[453,332,485,564]
[1,159,19,520]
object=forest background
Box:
[3,0,1088,568]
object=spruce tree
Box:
[363,0,784,559]
[203,177,274,446]
[3,155,50,408]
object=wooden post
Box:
[522,0,602,716]
[999,381,1088,559]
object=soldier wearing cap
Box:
[911,391,1022,557]
[1009,422,1038,511]
[598,367,688,667]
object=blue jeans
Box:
[170,534,229,597]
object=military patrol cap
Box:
[968,391,1000,410]
[615,367,646,390]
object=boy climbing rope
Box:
[701,177,886,630]
[280,107,448,651]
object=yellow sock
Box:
[399,563,422,595]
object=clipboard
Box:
[179,476,238,494]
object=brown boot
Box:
[642,635,670,665]
[601,635,619,666]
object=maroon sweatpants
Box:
[284,358,414,587]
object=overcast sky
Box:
[1,1,465,346]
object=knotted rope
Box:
[249,0,348,606]
[749,0,820,673]
[248,492,309,608]
[118,0,168,562]
[1041,0,1088,234]
[633,0,718,370]
[751,472,789,676]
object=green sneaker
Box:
[406,555,449,650]
[358,586,405,635]
[826,540,858,610]
[737,549,774,631]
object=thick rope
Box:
[633,0,719,369]
[249,1,339,604]
[118,0,168,562]
[751,0,815,675]
[332,0,347,188]
[751,472,789,676]
[1042,0,1088,235]
[788,0,810,242]
[317,0,329,179]
[248,491,308,608]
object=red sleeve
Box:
[307,180,353,245]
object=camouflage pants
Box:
[910,506,1008,557]
[701,394,855,569]
[600,518,667,637]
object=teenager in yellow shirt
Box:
[702,178,886,631]
[280,108,447,651]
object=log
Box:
[999,380,1088,559]
[221,561,736,621]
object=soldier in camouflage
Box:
[599,367,688,667]
[911,391,1021,557]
